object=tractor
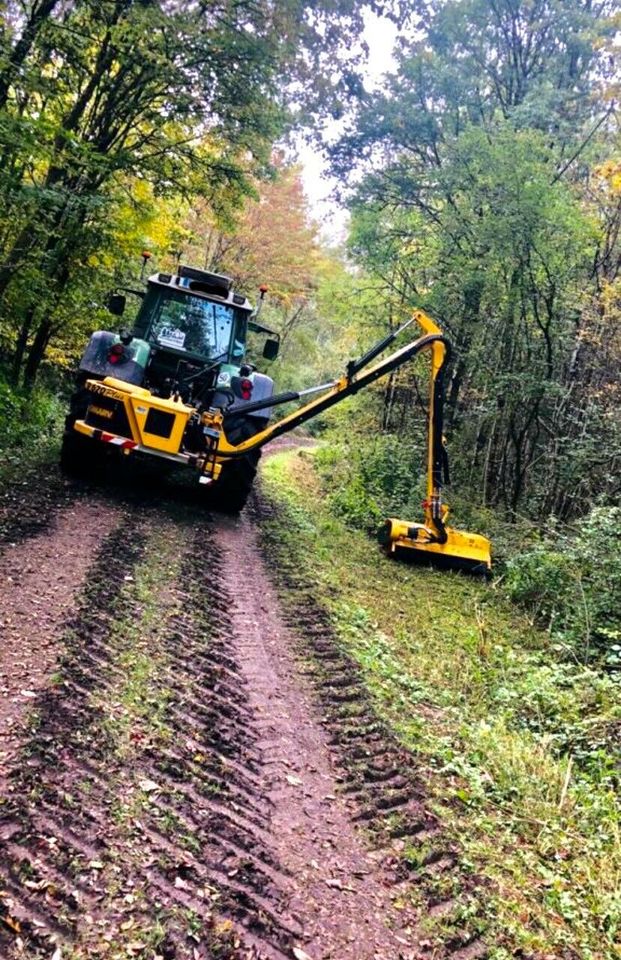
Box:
[62,264,280,512]
[62,262,491,572]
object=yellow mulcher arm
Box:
[204,309,492,575]
[378,313,492,575]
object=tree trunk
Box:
[0,22,121,301]
[0,0,62,111]
[10,305,36,385]
[23,316,53,389]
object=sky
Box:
[296,9,399,242]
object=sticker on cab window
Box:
[157,326,186,349]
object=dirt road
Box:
[0,462,484,960]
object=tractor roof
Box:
[147,264,253,312]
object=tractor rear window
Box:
[147,290,239,359]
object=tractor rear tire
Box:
[61,423,107,480]
[60,388,103,480]
[208,417,263,514]
[60,428,99,479]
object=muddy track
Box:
[0,507,287,959]
[0,460,487,960]
[251,491,489,960]
[0,458,77,550]
[0,492,124,791]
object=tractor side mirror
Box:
[108,293,126,316]
[263,338,279,361]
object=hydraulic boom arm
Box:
[205,310,453,542]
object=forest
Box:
[0,1,620,958]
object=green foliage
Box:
[506,507,621,665]
[261,447,621,959]
[331,0,621,523]
[314,434,425,531]
[314,431,539,566]
[0,372,62,454]
[0,0,377,385]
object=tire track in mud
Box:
[131,534,303,959]
[0,498,122,788]
[1,462,486,959]
[0,521,151,956]
[0,506,306,959]
[214,511,423,960]
[0,459,77,550]
[251,490,489,960]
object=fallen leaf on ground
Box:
[286,774,302,786]
[292,948,314,960]
[2,914,21,934]
[138,778,159,793]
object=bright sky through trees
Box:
[297,9,398,240]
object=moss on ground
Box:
[260,447,621,960]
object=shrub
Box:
[314,434,425,532]
[505,507,621,665]
[0,374,63,456]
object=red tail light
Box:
[240,378,253,401]
[108,343,124,364]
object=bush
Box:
[0,373,63,456]
[505,507,621,665]
[314,434,425,532]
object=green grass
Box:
[260,448,621,960]
[93,523,180,765]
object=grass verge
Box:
[259,447,621,960]
[71,518,242,959]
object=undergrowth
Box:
[313,433,538,564]
[505,508,621,672]
[0,372,63,471]
[315,432,621,676]
[260,447,621,960]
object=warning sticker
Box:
[157,326,186,349]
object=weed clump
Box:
[0,373,62,455]
[505,507,621,668]
[314,434,424,533]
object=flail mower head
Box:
[378,517,492,576]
